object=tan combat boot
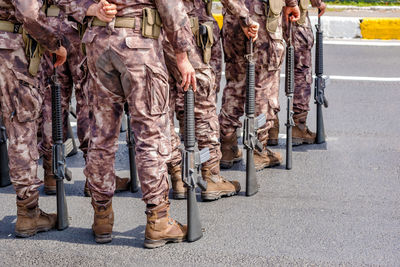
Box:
[292,111,316,146]
[84,176,130,197]
[267,118,279,146]
[92,199,114,244]
[43,158,56,195]
[168,164,186,199]
[201,162,241,201]
[220,132,242,169]
[144,201,187,249]
[254,147,282,171]
[15,191,57,237]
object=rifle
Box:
[124,103,139,193]
[51,55,69,231]
[285,21,295,170]
[0,117,11,187]
[181,88,209,242]
[243,38,265,196]
[314,13,329,144]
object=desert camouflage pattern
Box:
[78,0,193,205]
[0,0,60,199]
[219,0,285,143]
[38,13,90,162]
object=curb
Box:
[212,14,400,40]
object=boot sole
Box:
[172,192,187,200]
[201,190,238,201]
[267,139,279,146]
[44,186,56,195]
[255,160,282,172]
[292,138,315,146]
[15,226,53,238]
[220,157,242,169]
[144,237,185,249]
[94,234,112,244]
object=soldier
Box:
[65,0,200,248]
[0,0,67,237]
[219,0,300,171]
[36,2,130,196]
[273,0,327,146]
[164,0,260,200]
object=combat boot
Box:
[43,157,56,195]
[292,111,316,146]
[254,147,282,171]
[267,118,279,146]
[144,201,187,249]
[15,191,57,237]
[92,199,114,244]
[201,162,241,201]
[168,164,186,199]
[84,176,130,197]
[220,132,242,169]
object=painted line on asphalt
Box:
[324,40,400,46]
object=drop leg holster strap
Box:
[0,20,23,33]
[189,17,214,64]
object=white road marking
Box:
[70,122,77,127]
[324,40,400,47]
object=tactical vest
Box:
[260,0,285,33]
[297,0,309,26]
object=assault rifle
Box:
[285,21,295,170]
[314,13,329,144]
[0,117,11,187]
[181,88,209,242]
[51,56,69,230]
[243,38,266,196]
[124,103,139,193]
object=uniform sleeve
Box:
[220,0,253,27]
[12,0,60,51]
[155,0,193,53]
[55,0,95,23]
[310,0,323,8]
[285,0,298,7]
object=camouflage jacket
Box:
[0,0,60,51]
[59,0,194,53]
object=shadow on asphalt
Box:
[0,214,146,248]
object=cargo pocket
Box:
[10,70,42,122]
[266,0,285,33]
[267,39,285,71]
[145,65,169,116]
[297,0,309,26]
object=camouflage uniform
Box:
[37,5,89,163]
[283,0,322,114]
[167,0,255,170]
[67,0,193,205]
[219,0,297,144]
[0,0,61,199]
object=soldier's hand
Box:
[53,46,67,68]
[284,6,300,22]
[241,21,259,41]
[318,2,327,17]
[176,52,197,92]
[87,0,117,22]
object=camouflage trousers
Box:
[82,27,170,205]
[0,32,42,199]
[163,34,220,168]
[219,8,285,143]
[283,18,314,114]
[38,19,90,162]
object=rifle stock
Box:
[182,88,209,242]
[285,21,295,170]
[314,14,328,144]
[0,117,11,187]
[51,56,69,230]
[124,103,139,193]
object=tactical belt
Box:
[92,17,138,28]
[0,20,23,34]
[46,5,61,17]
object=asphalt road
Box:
[0,39,399,266]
